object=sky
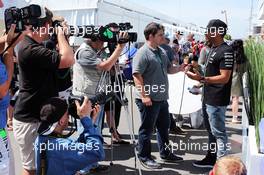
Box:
[129,0,257,39]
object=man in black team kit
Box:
[186,19,234,168]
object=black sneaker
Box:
[192,154,216,168]
[113,139,130,145]
[160,153,184,163]
[170,126,186,135]
[139,158,162,169]
[89,165,110,174]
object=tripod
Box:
[97,61,142,175]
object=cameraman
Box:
[0,24,26,175]
[12,6,74,175]
[72,27,127,134]
[35,97,104,175]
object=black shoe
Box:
[89,165,110,174]
[116,130,122,139]
[113,139,130,145]
[139,158,162,169]
[192,154,216,168]
[170,126,186,135]
[160,153,184,163]
[103,141,111,149]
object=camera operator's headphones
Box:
[90,23,118,42]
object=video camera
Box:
[68,92,115,119]
[4,4,45,33]
[65,22,137,44]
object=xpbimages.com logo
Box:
[205,27,227,37]
[34,140,100,154]
[97,83,166,96]
[165,140,232,154]
[32,25,100,38]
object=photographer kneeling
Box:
[35,97,104,175]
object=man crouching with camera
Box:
[34,97,104,175]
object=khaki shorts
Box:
[13,118,40,170]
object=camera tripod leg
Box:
[97,65,142,174]
[122,105,142,175]
[110,127,114,166]
[109,100,115,166]
[109,126,114,166]
[112,65,142,175]
[129,84,137,171]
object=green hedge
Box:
[244,40,264,148]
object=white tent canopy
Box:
[0,0,204,44]
[26,0,98,10]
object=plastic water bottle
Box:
[259,118,264,153]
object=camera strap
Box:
[39,133,70,175]
[0,32,22,56]
[40,140,47,175]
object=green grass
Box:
[244,39,264,149]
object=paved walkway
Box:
[9,94,243,175]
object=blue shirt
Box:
[35,117,105,175]
[0,56,10,129]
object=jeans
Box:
[135,99,170,160]
[202,102,216,154]
[206,104,228,158]
[169,114,177,130]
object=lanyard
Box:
[155,51,162,64]
[154,50,166,76]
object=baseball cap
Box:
[207,19,227,29]
[38,97,68,135]
[207,19,227,35]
